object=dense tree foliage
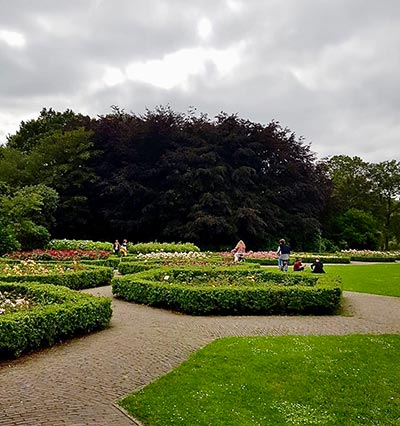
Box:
[0,106,398,251]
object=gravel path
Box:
[1,287,399,425]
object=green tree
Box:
[369,160,400,249]
[0,185,59,252]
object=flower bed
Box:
[340,250,398,262]
[0,282,112,359]
[8,249,110,261]
[0,290,33,315]
[0,261,113,290]
[112,266,341,315]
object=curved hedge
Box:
[0,282,112,359]
[112,267,341,315]
[0,265,113,290]
[117,260,260,275]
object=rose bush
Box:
[8,249,110,261]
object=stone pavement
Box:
[1,286,399,425]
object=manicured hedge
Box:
[0,265,113,290]
[242,256,351,266]
[112,267,341,315]
[117,260,260,275]
[127,242,200,254]
[349,256,397,262]
[46,239,113,251]
[0,282,112,359]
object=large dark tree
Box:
[1,106,332,250]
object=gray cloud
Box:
[1,0,399,162]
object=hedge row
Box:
[245,256,351,265]
[349,256,397,262]
[46,239,113,251]
[127,242,200,254]
[117,260,260,275]
[0,266,114,290]
[0,282,112,359]
[112,267,341,315]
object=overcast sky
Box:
[0,0,399,162]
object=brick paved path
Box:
[1,287,399,425]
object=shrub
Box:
[8,249,110,261]
[0,264,113,290]
[46,239,113,251]
[112,267,341,315]
[128,242,200,254]
[0,282,112,359]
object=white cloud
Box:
[197,18,213,40]
[0,29,26,48]
[125,44,244,90]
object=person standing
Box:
[113,239,120,255]
[120,239,128,256]
[278,239,291,272]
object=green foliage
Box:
[0,281,112,359]
[127,242,201,254]
[46,239,113,251]
[0,264,113,290]
[0,184,58,253]
[120,335,400,426]
[112,267,341,315]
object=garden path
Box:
[1,287,399,425]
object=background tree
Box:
[0,185,59,252]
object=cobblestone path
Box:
[1,287,399,425]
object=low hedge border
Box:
[245,256,351,265]
[0,265,113,290]
[112,267,341,316]
[349,256,397,262]
[0,282,112,359]
[117,260,261,275]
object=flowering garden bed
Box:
[0,282,112,359]
[112,266,342,315]
[8,249,110,261]
[0,261,113,290]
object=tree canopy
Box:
[0,106,399,251]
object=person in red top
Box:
[293,257,305,272]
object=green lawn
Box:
[325,263,400,297]
[120,335,400,425]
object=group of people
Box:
[231,238,326,273]
[113,239,128,256]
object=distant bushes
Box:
[128,242,201,254]
[0,282,112,359]
[46,239,112,251]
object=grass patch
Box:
[327,264,400,297]
[120,335,400,425]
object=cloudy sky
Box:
[1,0,399,162]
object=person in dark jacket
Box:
[311,258,325,273]
[278,240,291,272]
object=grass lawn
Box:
[325,264,400,297]
[120,335,400,425]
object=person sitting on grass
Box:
[293,257,305,272]
[311,258,325,273]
